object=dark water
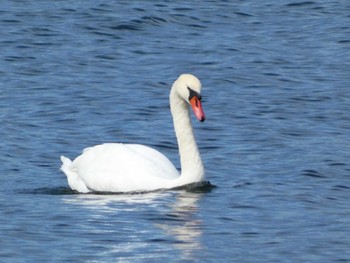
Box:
[1,1,350,262]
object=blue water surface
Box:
[1,1,350,262]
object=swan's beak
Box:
[190,96,206,122]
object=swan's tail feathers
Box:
[60,156,90,193]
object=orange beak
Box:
[190,96,206,122]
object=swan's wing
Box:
[71,143,179,192]
[123,143,179,178]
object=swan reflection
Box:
[155,191,204,259]
[62,190,204,261]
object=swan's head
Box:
[173,74,206,122]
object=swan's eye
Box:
[188,87,202,101]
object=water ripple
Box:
[1,1,350,262]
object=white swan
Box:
[60,74,206,193]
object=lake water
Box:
[1,1,350,262]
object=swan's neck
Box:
[170,89,205,184]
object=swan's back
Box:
[61,143,179,193]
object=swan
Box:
[60,74,206,193]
